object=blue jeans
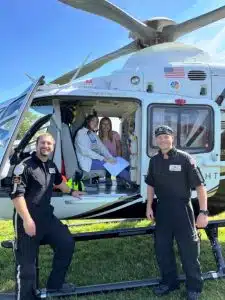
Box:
[91,159,130,182]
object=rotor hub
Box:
[129,17,177,46]
[144,17,176,31]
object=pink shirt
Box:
[101,131,120,157]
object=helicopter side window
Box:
[150,107,178,148]
[180,109,210,149]
[148,104,213,156]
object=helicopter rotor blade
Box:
[163,5,225,41]
[51,40,139,85]
[58,0,156,40]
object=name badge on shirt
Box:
[49,168,56,174]
[169,164,181,172]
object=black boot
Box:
[153,284,179,296]
[47,283,76,293]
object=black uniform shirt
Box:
[11,152,62,211]
[145,147,205,202]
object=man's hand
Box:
[23,217,36,237]
[71,190,85,199]
[146,206,154,222]
[196,214,208,228]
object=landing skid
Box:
[1,220,225,299]
[67,218,143,227]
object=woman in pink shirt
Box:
[99,117,122,157]
[99,117,123,185]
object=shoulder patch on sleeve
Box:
[186,154,197,168]
[190,158,197,167]
[13,164,25,176]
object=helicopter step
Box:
[1,272,225,299]
[1,220,225,298]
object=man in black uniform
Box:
[11,133,84,300]
[145,125,208,300]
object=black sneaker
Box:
[125,182,139,191]
[116,178,126,187]
[153,284,180,296]
[187,291,200,300]
[47,283,76,293]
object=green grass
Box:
[1,215,225,299]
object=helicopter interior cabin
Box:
[10,96,141,196]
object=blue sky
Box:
[1,0,225,101]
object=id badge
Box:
[169,164,181,171]
[49,168,56,174]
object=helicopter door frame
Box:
[144,101,221,199]
[0,76,44,179]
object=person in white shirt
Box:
[75,112,130,183]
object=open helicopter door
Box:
[0,76,44,180]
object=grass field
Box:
[1,215,225,299]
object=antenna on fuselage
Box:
[69,52,92,83]
[25,73,36,83]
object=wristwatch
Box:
[69,189,75,196]
[199,209,209,216]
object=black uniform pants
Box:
[154,200,203,293]
[13,212,75,300]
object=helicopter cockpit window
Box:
[148,104,213,156]
[0,95,27,152]
[0,108,5,118]
[1,97,24,119]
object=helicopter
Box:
[0,0,225,221]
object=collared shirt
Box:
[145,147,205,202]
[11,152,62,212]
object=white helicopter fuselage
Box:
[0,42,225,220]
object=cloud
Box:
[177,0,225,22]
[178,0,225,61]
[188,23,225,51]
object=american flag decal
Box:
[164,66,185,78]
